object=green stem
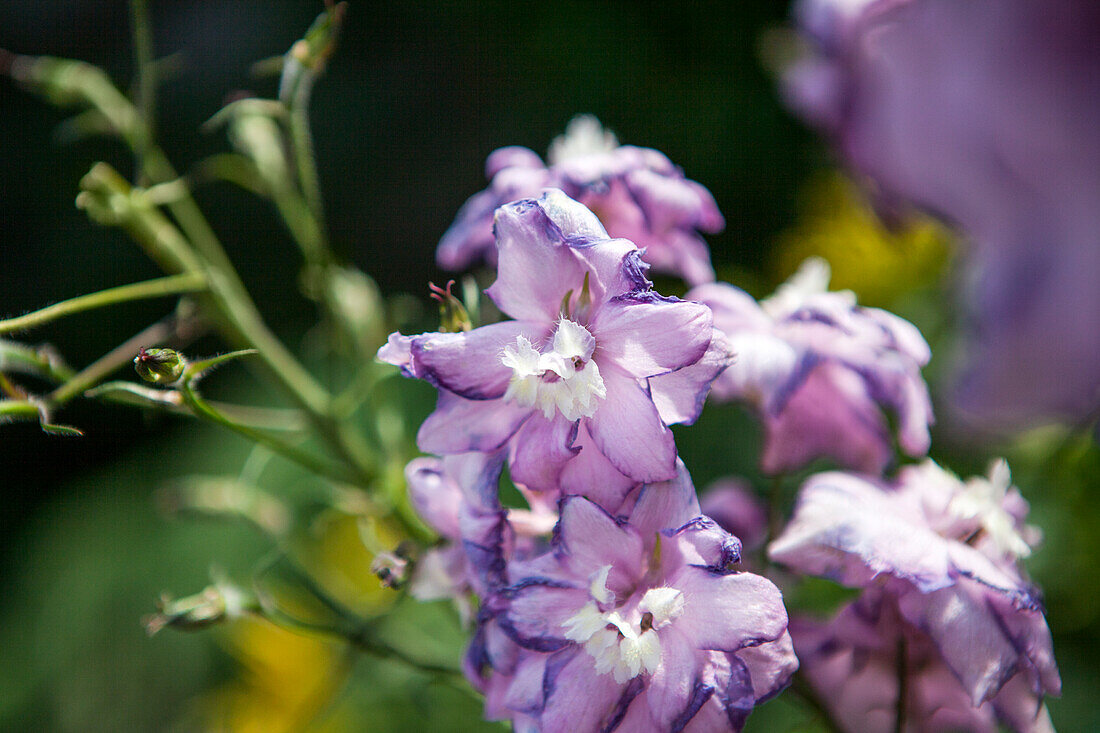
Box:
[49,310,191,406]
[287,72,327,235]
[0,400,39,422]
[179,374,356,485]
[0,273,205,335]
[128,0,155,184]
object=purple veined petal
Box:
[417,390,532,455]
[509,413,580,494]
[499,578,585,652]
[442,450,507,511]
[661,516,742,575]
[760,363,895,474]
[735,630,799,704]
[558,422,638,512]
[555,495,645,591]
[895,583,1022,706]
[642,625,706,730]
[539,647,634,733]
[626,461,701,543]
[648,328,734,426]
[410,320,545,400]
[377,332,416,374]
[486,190,613,322]
[590,293,714,379]
[668,566,788,653]
[405,456,462,538]
[991,673,1057,733]
[500,651,549,716]
[768,471,954,593]
[587,367,678,484]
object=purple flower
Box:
[404,454,557,621]
[437,115,725,285]
[785,0,1100,425]
[382,189,732,499]
[700,479,768,556]
[481,464,797,731]
[793,590,1056,733]
[688,258,932,474]
[770,460,1060,715]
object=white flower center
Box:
[561,576,685,683]
[501,319,606,421]
[547,115,619,165]
[947,458,1032,559]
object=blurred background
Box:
[0,1,1096,731]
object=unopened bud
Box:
[134,347,186,384]
[429,280,472,333]
[143,582,251,636]
[371,542,415,589]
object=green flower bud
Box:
[134,347,186,384]
[429,280,472,333]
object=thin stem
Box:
[49,311,190,406]
[0,273,205,335]
[287,73,327,235]
[179,376,356,485]
[129,0,156,184]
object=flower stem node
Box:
[134,347,187,385]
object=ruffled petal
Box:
[590,293,714,379]
[648,328,734,425]
[587,368,678,484]
[509,413,580,493]
[410,320,544,399]
[417,390,531,455]
[670,567,788,653]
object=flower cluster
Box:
[689,257,933,475]
[771,460,1060,732]
[383,155,1060,729]
[436,115,725,285]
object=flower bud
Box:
[143,582,251,636]
[134,347,186,384]
[428,280,472,333]
[371,542,415,589]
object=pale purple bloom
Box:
[770,460,1060,716]
[404,454,557,621]
[700,479,768,555]
[688,258,933,474]
[381,189,732,499]
[793,590,1055,733]
[437,115,725,285]
[785,0,1100,425]
[474,464,797,731]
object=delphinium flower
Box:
[700,479,768,558]
[404,453,557,622]
[783,0,1100,424]
[471,464,796,731]
[436,115,725,285]
[380,189,732,502]
[769,459,1060,730]
[792,590,1055,733]
[688,257,932,475]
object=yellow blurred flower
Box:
[774,172,953,307]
